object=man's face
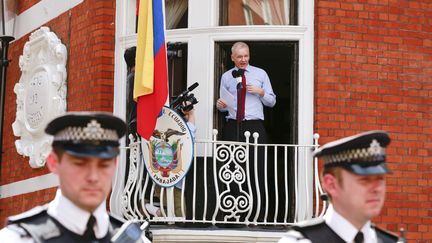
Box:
[324,169,386,227]
[231,47,250,69]
[48,152,117,212]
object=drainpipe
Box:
[0,0,15,170]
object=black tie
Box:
[83,215,96,240]
[354,231,364,243]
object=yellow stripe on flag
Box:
[134,0,154,100]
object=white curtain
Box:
[243,0,287,25]
[165,0,187,29]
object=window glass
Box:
[165,0,188,29]
[167,43,188,102]
[135,0,188,32]
[220,0,297,26]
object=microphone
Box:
[231,69,240,78]
[187,82,199,92]
[232,69,244,89]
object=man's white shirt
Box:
[279,205,379,243]
[0,190,109,242]
[48,189,110,238]
[323,205,378,243]
[0,189,151,243]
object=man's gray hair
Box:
[231,42,249,53]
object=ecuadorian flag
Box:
[134,0,168,140]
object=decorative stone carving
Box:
[12,27,67,168]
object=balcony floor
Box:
[150,224,288,242]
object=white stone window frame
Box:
[113,0,314,220]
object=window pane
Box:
[135,0,188,32]
[220,0,297,26]
[165,0,188,29]
[167,43,188,102]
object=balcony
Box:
[110,130,326,242]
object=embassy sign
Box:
[142,106,194,188]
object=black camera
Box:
[170,82,199,115]
[167,42,182,58]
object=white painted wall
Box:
[8,0,83,40]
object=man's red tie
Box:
[236,73,246,122]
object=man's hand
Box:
[216,99,227,109]
[182,109,195,124]
[180,101,196,124]
[246,85,264,97]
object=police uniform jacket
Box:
[278,205,398,243]
[0,189,123,243]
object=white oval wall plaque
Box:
[141,106,194,188]
[12,27,67,168]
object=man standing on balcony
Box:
[278,131,398,243]
[216,41,276,223]
[216,41,276,143]
[0,112,150,242]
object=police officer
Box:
[279,130,398,243]
[0,112,150,242]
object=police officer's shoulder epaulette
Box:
[372,224,398,242]
[7,204,49,224]
[282,230,307,242]
[279,219,325,242]
[6,204,61,241]
[292,217,325,228]
[285,218,324,239]
[281,229,307,240]
[291,218,346,243]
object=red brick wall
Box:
[315,0,432,241]
[1,188,57,221]
[0,0,116,225]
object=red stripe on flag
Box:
[136,43,168,139]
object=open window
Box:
[167,42,188,102]
[213,41,300,220]
[214,41,299,144]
